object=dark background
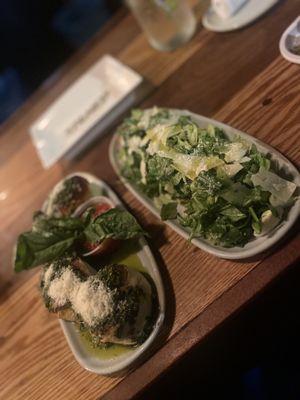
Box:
[138,260,300,400]
[0,0,121,123]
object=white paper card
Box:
[30,55,142,168]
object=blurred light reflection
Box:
[0,191,8,201]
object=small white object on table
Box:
[30,55,143,169]
[203,0,279,33]
[211,0,248,19]
[279,16,300,64]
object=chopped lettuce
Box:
[254,209,281,237]
[161,202,177,220]
[116,108,297,248]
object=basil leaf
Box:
[14,231,75,272]
[15,208,147,272]
[33,211,84,234]
[15,213,84,272]
[84,208,147,243]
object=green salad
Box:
[116,107,297,248]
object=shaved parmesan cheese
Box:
[251,168,296,206]
[140,158,147,184]
[138,107,159,130]
[172,153,201,179]
[171,154,223,180]
[141,120,249,181]
[144,128,224,180]
[142,124,174,149]
[177,204,187,218]
[138,108,178,130]
[224,142,249,163]
[127,136,142,155]
[222,163,243,177]
[240,156,251,163]
[269,195,283,207]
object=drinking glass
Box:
[126,0,197,51]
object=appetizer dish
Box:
[41,260,154,346]
[14,173,165,374]
[110,107,300,259]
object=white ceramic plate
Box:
[30,55,142,168]
[279,16,300,64]
[109,109,300,260]
[43,172,165,375]
[202,0,279,32]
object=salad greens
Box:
[116,107,297,248]
[15,208,146,272]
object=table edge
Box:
[102,232,300,400]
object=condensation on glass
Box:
[126,0,197,51]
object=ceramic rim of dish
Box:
[279,16,300,64]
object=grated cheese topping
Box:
[47,267,114,327]
[71,278,114,327]
[43,264,54,287]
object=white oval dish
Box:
[279,16,300,64]
[202,0,279,33]
[43,172,165,375]
[109,109,300,260]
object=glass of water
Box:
[126,0,197,51]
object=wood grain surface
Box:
[0,1,299,399]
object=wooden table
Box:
[1,1,299,399]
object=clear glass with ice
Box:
[126,0,197,51]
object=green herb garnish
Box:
[15,208,146,272]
